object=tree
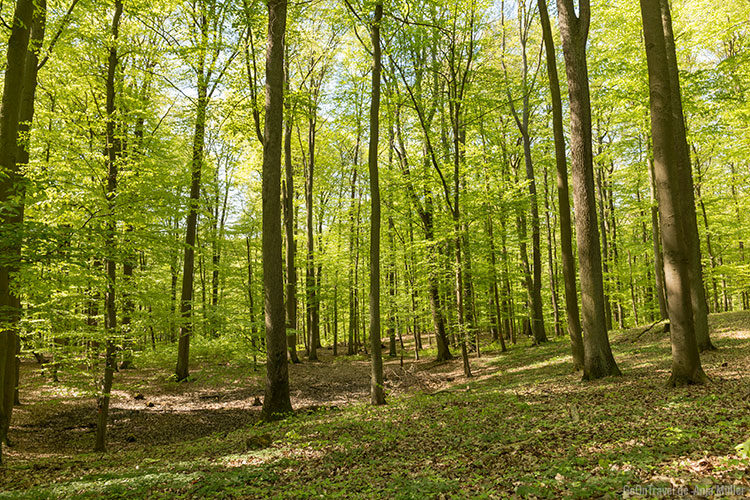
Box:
[176,0,236,381]
[93,0,123,453]
[0,0,36,463]
[639,0,708,386]
[538,0,584,369]
[261,0,293,420]
[368,0,385,405]
[502,0,547,346]
[658,0,714,352]
[556,0,620,379]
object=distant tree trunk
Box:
[659,0,714,352]
[0,0,36,458]
[544,166,562,337]
[648,158,669,320]
[304,112,319,361]
[505,1,546,346]
[694,160,719,313]
[261,0,293,419]
[347,160,358,355]
[368,1,385,405]
[393,105,452,362]
[175,31,210,382]
[729,163,748,310]
[387,216,397,357]
[95,0,123,453]
[333,280,338,355]
[595,162,613,331]
[487,216,507,352]
[640,0,708,386]
[557,0,620,379]
[119,224,135,369]
[283,75,300,363]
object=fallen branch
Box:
[632,320,669,342]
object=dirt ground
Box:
[6,345,497,461]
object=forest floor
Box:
[1,312,749,498]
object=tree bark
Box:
[658,0,714,351]
[175,8,211,381]
[368,1,385,405]
[0,0,36,459]
[557,0,620,379]
[639,0,708,386]
[95,0,123,453]
[261,0,293,419]
[283,62,300,363]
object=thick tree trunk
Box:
[261,0,293,419]
[11,0,47,407]
[557,0,620,379]
[0,0,35,459]
[659,0,714,352]
[640,0,708,386]
[368,1,385,405]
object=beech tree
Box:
[261,0,293,419]
[639,0,708,386]
[556,0,620,380]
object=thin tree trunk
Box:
[283,72,299,363]
[304,112,319,361]
[544,166,561,336]
[648,158,669,320]
[95,0,123,453]
[539,0,584,368]
[175,48,209,382]
[368,1,385,404]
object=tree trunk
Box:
[368,1,385,405]
[175,49,209,381]
[648,158,669,320]
[304,112,319,361]
[640,0,708,386]
[261,0,293,419]
[283,77,299,363]
[557,0,620,379]
[544,166,562,337]
[95,0,123,453]
[11,0,47,407]
[659,0,714,352]
[0,0,35,460]
[539,0,584,368]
